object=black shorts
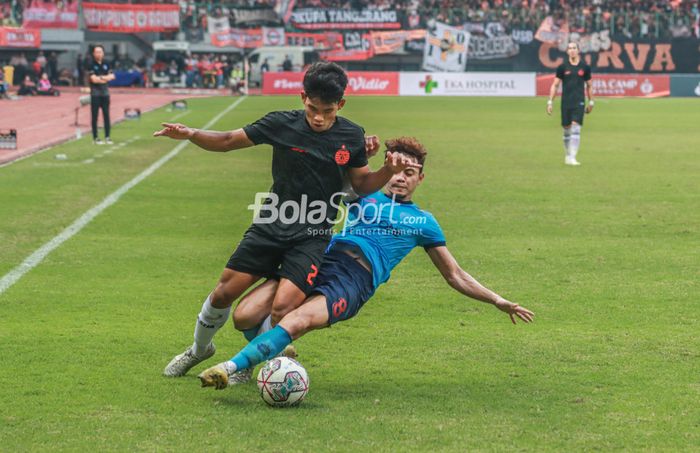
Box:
[311,250,375,325]
[561,104,585,127]
[226,225,329,295]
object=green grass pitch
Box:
[0,95,698,451]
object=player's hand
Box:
[384,151,422,174]
[153,122,195,140]
[365,135,380,158]
[494,298,534,324]
[585,104,594,114]
[546,103,553,115]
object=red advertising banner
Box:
[22,0,79,29]
[0,27,41,48]
[212,28,263,48]
[263,71,399,96]
[83,3,180,33]
[537,73,670,97]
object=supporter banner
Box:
[536,73,670,97]
[212,28,263,48]
[290,8,401,30]
[207,15,230,34]
[463,22,520,60]
[262,26,286,46]
[286,32,342,49]
[231,7,279,26]
[22,1,78,29]
[263,71,399,95]
[400,72,535,96]
[320,32,373,61]
[0,27,41,48]
[536,37,696,73]
[670,74,700,97]
[535,16,569,44]
[274,0,296,23]
[83,3,179,33]
[371,29,426,55]
[423,23,470,72]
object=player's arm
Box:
[426,246,534,324]
[152,124,255,152]
[347,152,422,196]
[546,77,561,115]
[585,80,594,113]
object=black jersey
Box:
[88,60,112,97]
[555,60,591,108]
[243,110,367,240]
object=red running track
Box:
[0,87,235,166]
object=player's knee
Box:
[279,311,312,338]
[571,123,581,135]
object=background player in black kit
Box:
[547,42,594,166]
[88,45,115,145]
[154,61,420,380]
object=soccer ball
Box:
[257,357,309,407]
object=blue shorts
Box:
[311,249,374,325]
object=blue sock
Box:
[242,326,259,342]
[230,326,292,371]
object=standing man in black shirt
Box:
[88,45,115,145]
[154,61,419,381]
[547,42,594,166]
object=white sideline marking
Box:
[0,97,247,295]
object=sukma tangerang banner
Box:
[83,3,180,33]
[0,27,41,48]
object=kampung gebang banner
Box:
[285,32,342,49]
[22,1,78,29]
[0,27,41,48]
[423,23,470,72]
[231,7,280,25]
[536,73,670,97]
[83,3,179,33]
[290,8,401,30]
[263,71,399,95]
[400,72,535,96]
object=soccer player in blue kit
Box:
[198,137,535,389]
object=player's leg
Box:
[90,96,100,142]
[568,106,585,165]
[232,278,279,340]
[561,107,573,164]
[198,294,330,389]
[102,96,112,143]
[163,227,281,377]
[198,249,374,389]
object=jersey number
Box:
[306,264,318,285]
[332,298,348,318]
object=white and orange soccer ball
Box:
[257,357,309,407]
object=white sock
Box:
[569,124,581,160]
[256,315,273,336]
[563,127,572,158]
[192,294,231,357]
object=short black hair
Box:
[303,61,347,104]
[92,44,105,54]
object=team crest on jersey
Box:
[578,69,584,76]
[335,145,350,165]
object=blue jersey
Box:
[330,191,446,289]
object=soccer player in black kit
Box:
[88,45,115,145]
[154,61,420,380]
[547,42,594,166]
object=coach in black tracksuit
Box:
[88,45,115,145]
